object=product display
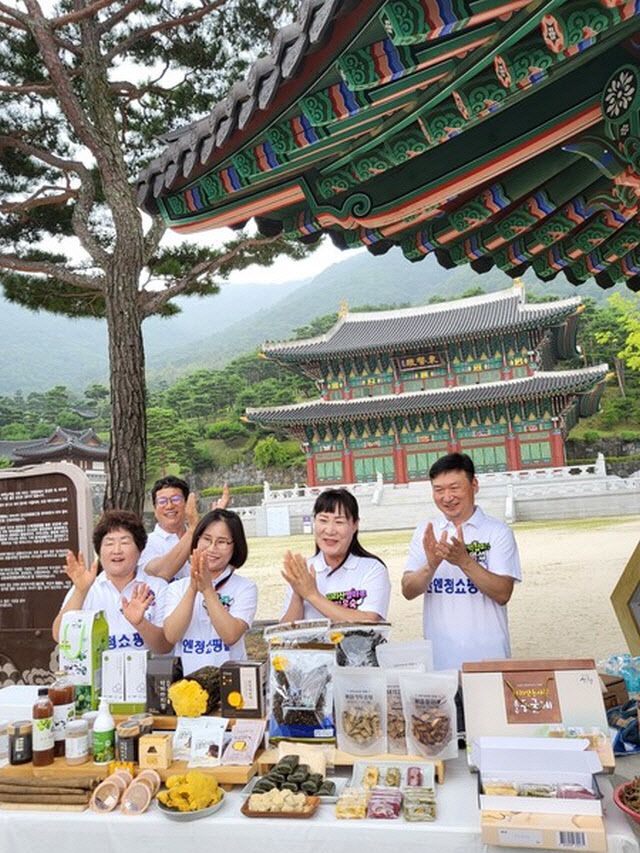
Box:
[93,697,116,765]
[65,719,90,765]
[157,771,223,812]
[8,720,32,765]
[268,646,335,741]
[49,670,75,757]
[32,688,55,767]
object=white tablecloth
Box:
[0,752,638,853]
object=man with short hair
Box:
[402,452,521,671]
[140,475,230,582]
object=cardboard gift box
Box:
[481,810,607,852]
[461,659,613,771]
[472,736,603,816]
[600,673,629,710]
[474,736,605,852]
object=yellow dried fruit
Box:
[168,678,208,717]
[157,771,222,812]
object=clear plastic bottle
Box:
[32,687,55,766]
[49,670,75,757]
[93,697,115,765]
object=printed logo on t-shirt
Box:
[326,587,367,609]
[203,594,233,615]
[182,638,229,655]
[466,539,490,567]
[108,632,144,649]
[428,578,478,595]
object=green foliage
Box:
[0,456,11,469]
[253,435,303,468]
[146,406,199,478]
[582,430,601,443]
[206,420,250,441]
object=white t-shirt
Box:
[284,552,391,621]
[164,567,257,676]
[60,569,168,651]
[138,523,190,581]
[404,506,521,671]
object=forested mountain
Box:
[2,245,629,394]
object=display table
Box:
[0,752,638,853]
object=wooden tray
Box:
[0,755,257,789]
[241,795,319,819]
[0,802,87,811]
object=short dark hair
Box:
[191,509,248,569]
[312,488,385,570]
[93,510,148,554]
[151,475,189,504]
[429,452,475,482]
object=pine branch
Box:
[97,0,144,34]
[0,254,103,291]
[105,0,228,61]
[0,82,57,95]
[0,186,77,216]
[51,0,121,28]
[22,0,103,157]
[142,215,166,264]
[0,2,28,27]
[141,233,280,317]
[0,134,89,181]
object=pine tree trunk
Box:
[103,266,146,515]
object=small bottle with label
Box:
[65,719,89,765]
[32,688,55,766]
[49,670,75,757]
[93,697,115,765]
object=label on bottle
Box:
[53,703,75,742]
[65,733,89,760]
[93,729,115,764]
[32,717,54,751]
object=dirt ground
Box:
[241,516,640,664]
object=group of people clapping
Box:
[52,481,389,675]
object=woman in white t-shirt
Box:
[163,509,257,676]
[52,510,172,654]
[281,488,390,623]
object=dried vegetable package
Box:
[399,670,458,760]
[268,646,336,742]
[187,717,228,767]
[385,669,425,755]
[220,719,266,765]
[264,619,331,648]
[334,666,387,755]
[329,623,391,667]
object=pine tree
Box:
[0,0,309,513]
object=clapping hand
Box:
[190,547,210,594]
[433,524,469,568]
[423,523,447,571]
[121,582,155,627]
[65,550,97,593]
[212,483,231,510]
[282,551,318,600]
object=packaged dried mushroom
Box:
[329,623,391,667]
[334,667,386,756]
[268,646,336,742]
[399,670,458,761]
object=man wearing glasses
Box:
[139,476,230,582]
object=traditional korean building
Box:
[246,286,608,485]
[0,427,108,478]
[137,0,640,292]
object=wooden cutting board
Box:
[0,802,87,811]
